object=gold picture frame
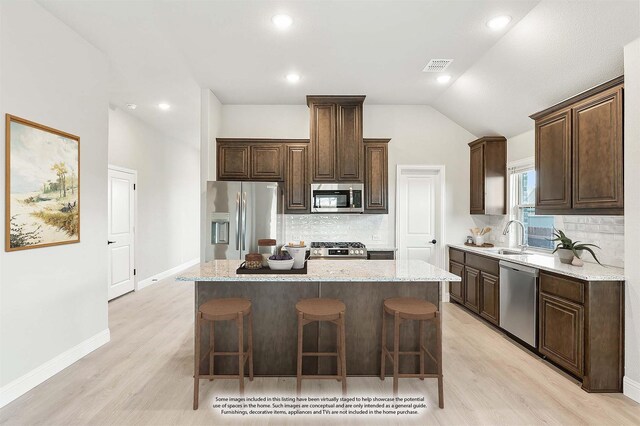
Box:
[5,114,80,251]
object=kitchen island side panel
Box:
[196,280,440,376]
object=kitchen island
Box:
[177,259,461,377]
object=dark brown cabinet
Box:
[337,104,364,181]
[463,266,480,313]
[531,76,624,215]
[539,292,584,376]
[307,96,365,183]
[217,144,250,180]
[448,248,499,322]
[367,251,395,260]
[468,137,506,215]
[364,139,389,213]
[538,270,623,392]
[309,102,337,181]
[284,144,310,213]
[250,144,283,181]
[479,272,499,325]
[448,261,464,304]
[535,109,572,211]
[449,248,624,392]
[572,86,624,210]
[216,139,310,214]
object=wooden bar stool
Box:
[380,297,443,408]
[193,298,254,410]
[296,298,347,395]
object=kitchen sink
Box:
[487,248,538,256]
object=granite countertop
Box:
[448,243,624,282]
[176,259,461,282]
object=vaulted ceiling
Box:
[39,0,639,143]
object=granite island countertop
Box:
[448,243,624,282]
[177,259,461,282]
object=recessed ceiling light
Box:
[272,14,293,30]
[286,73,300,83]
[126,103,137,110]
[158,103,170,111]
[437,75,451,84]
[486,15,511,31]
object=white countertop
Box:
[176,259,461,282]
[448,244,624,282]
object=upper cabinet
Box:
[364,139,390,214]
[216,138,311,214]
[307,95,365,183]
[284,144,310,214]
[531,76,623,215]
[217,143,250,181]
[535,109,572,210]
[468,137,506,215]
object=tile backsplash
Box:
[284,214,392,248]
[471,215,624,268]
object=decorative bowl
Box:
[268,258,295,270]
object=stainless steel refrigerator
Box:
[205,181,283,261]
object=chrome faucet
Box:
[503,220,528,252]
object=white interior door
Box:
[397,167,441,265]
[108,167,136,301]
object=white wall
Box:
[108,107,200,282]
[0,0,109,405]
[200,90,222,260]
[623,37,640,402]
[219,104,477,248]
[507,129,534,163]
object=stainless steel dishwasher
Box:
[499,260,539,348]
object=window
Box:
[509,162,555,250]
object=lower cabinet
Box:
[479,272,499,325]
[448,261,464,304]
[539,292,584,376]
[463,266,480,313]
[367,250,395,260]
[448,248,624,393]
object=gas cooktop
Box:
[310,242,367,259]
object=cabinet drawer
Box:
[367,251,395,260]
[449,248,465,264]
[540,272,585,304]
[465,252,499,275]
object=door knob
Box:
[429,239,437,244]
[108,240,116,245]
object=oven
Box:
[311,183,364,213]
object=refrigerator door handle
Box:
[235,192,241,250]
[242,192,247,251]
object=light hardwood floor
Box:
[1,274,639,425]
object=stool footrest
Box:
[396,373,440,379]
[300,375,343,380]
[197,374,248,380]
[302,352,339,357]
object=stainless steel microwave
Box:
[311,183,364,213]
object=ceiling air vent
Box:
[422,59,453,72]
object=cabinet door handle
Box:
[108,240,116,245]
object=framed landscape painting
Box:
[5,114,80,251]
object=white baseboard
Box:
[624,376,640,403]
[0,328,110,408]
[136,257,200,290]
